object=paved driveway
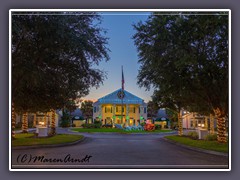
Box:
[11,129,228,169]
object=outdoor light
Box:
[39,121,45,126]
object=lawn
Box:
[165,135,228,153]
[12,133,84,147]
[71,128,173,133]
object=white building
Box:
[93,88,147,126]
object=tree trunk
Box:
[12,103,16,139]
[21,112,28,133]
[214,107,227,143]
[210,114,215,135]
[178,110,183,136]
[50,109,56,136]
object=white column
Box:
[113,104,116,126]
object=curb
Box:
[12,136,86,150]
[69,129,177,135]
[162,137,228,157]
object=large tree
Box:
[133,12,229,143]
[12,12,109,137]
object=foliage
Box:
[80,100,94,120]
[82,120,102,128]
[12,12,109,113]
[133,12,229,142]
[154,124,162,130]
[147,100,159,119]
[187,131,199,140]
[140,122,146,127]
[102,124,113,128]
[165,108,178,123]
[60,110,71,127]
[133,12,228,115]
[204,134,218,141]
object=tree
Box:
[80,100,93,122]
[11,12,109,137]
[147,100,159,120]
[133,12,229,143]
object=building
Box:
[15,110,60,128]
[93,88,147,126]
[182,112,217,130]
[71,108,85,127]
[154,108,171,128]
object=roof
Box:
[70,108,83,117]
[155,109,169,121]
[93,88,146,105]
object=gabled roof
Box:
[93,88,146,105]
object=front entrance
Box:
[129,119,134,126]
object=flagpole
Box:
[121,66,123,125]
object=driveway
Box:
[11,129,228,169]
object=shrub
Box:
[82,122,102,129]
[187,131,199,140]
[140,122,146,127]
[102,124,112,128]
[155,124,162,130]
[204,134,217,141]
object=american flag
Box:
[122,66,124,90]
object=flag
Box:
[122,66,124,90]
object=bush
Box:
[94,120,102,128]
[187,131,199,140]
[82,121,102,129]
[204,134,217,141]
[140,122,146,127]
[102,124,112,128]
[154,124,162,130]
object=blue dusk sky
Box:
[83,12,154,103]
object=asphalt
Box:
[11,128,229,169]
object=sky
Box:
[83,12,154,103]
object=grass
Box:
[165,135,228,153]
[71,128,173,133]
[12,133,84,147]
